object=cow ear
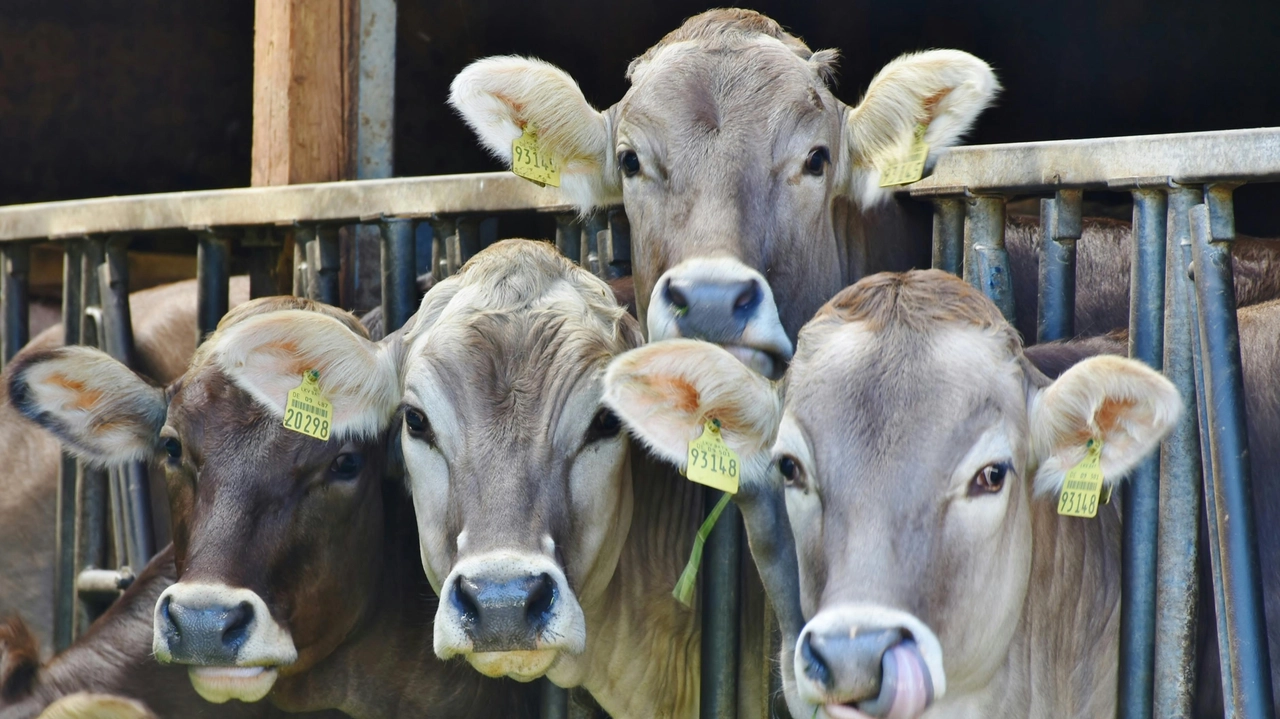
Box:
[210,311,401,440]
[603,339,782,471]
[7,346,166,465]
[1028,355,1181,497]
[449,56,620,211]
[843,50,999,206]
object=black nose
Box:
[664,277,762,344]
[159,596,254,665]
[451,572,557,651]
[801,627,903,705]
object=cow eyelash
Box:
[584,408,622,444]
[969,461,1011,496]
[804,146,830,176]
[777,454,806,490]
[403,407,437,446]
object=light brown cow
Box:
[0,277,250,656]
[605,270,1181,718]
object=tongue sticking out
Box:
[824,640,933,719]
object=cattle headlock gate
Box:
[0,126,1277,719]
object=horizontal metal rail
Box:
[0,173,572,242]
[905,127,1280,195]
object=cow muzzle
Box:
[153,582,297,703]
[795,606,946,719]
[434,552,585,681]
[648,258,793,379]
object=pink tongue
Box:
[882,643,930,719]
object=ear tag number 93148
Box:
[284,369,332,442]
[511,123,560,188]
[1057,438,1104,518]
[684,418,740,494]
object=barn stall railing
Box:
[0,126,1278,719]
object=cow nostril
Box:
[159,596,177,635]
[452,576,481,626]
[524,573,556,629]
[664,282,689,313]
[733,280,761,312]
[801,632,831,689]
[222,601,253,649]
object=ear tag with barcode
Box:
[878,122,930,187]
[283,370,332,441]
[511,123,561,187]
[1057,438,1104,518]
[684,418,740,494]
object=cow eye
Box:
[804,146,830,176]
[330,453,364,480]
[618,149,641,177]
[164,437,182,460]
[971,462,1010,495]
[777,455,806,489]
[585,408,622,443]
[403,408,436,446]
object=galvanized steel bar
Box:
[74,463,109,633]
[1035,190,1081,343]
[701,491,741,719]
[930,198,964,276]
[456,217,482,267]
[607,209,631,277]
[53,241,83,650]
[1190,189,1275,719]
[429,217,455,281]
[540,681,568,719]
[581,211,607,277]
[293,225,314,298]
[1,243,31,365]
[310,226,342,306]
[379,218,417,333]
[555,214,581,264]
[1118,187,1168,719]
[963,196,1014,323]
[1153,185,1203,719]
[197,230,231,344]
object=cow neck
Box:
[957,498,1123,718]
[269,481,533,719]
[551,450,704,718]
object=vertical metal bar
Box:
[197,230,232,344]
[608,209,631,277]
[53,241,83,651]
[456,217,482,267]
[1035,189,1082,343]
[75,238,107,634]
[1118,187,1168,719]
[930,197,964,276]
[963,195,1014,322]
[1153,185,1203,719]
[293,225,315,298]
[581,211,607,276]
[80,239,103,349]
[107,468,129,568]
[556,214,581,264]
[430,216,455,281]
[702,490,741,719]
[379,218,417,333]
[1,243,31,365]
[540,680,568,719]
[1190,187,1275,719]
[244,227,282,299]
[309,226,341,306]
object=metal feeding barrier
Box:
[0,126,1277,719]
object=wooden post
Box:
[252,0,359,294]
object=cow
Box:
[449,8,1280,372]
[1,277,251,656]
[7,296,539,719]
[603,270,1187,718]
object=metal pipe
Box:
[1,242,31,365]
[555,214,581,264]
[1118,187,1168,719]
[74,463,109,633]
[80,239,104,349]
[379,218,417,333]
[293,225,315,298]
[540,681,568,719]
[930,198,964,276]
[53,241,83,651]
[107,467,129,569]
[309,226,342,306]
[1190,188,1275,719]
[963,195,1014,322]
[1153,185,1203,719]
[581,211,607,277]
[607,209,631,277]
[429,216,455,281]
[197,230,231,344]
[1035,190,1081,343]
[701,490,741,719]
[456,216,482,267]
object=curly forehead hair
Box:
[805,269,1023,355]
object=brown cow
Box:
[0,277,250,656]
[604,270,1184,718]
[8,297,538,719]
[450,9,1280,373]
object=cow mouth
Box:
[188,665,279,703]
[822,641,934,719]
[721,344,788,380]
[467,649,560,681]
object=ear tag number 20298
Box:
[283,370,332,442]
[511,123,561,188]
[1057,438,1104,518]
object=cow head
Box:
[449,9,998,378]
[600,271,1180,718]
[8,298,399,705]
[394,240,642,681]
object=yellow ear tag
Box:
[510,123,560,188]
[1057,438,1104,518]
[684,418,741,494]
[283,370,332,441]
[878,122,930,187]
